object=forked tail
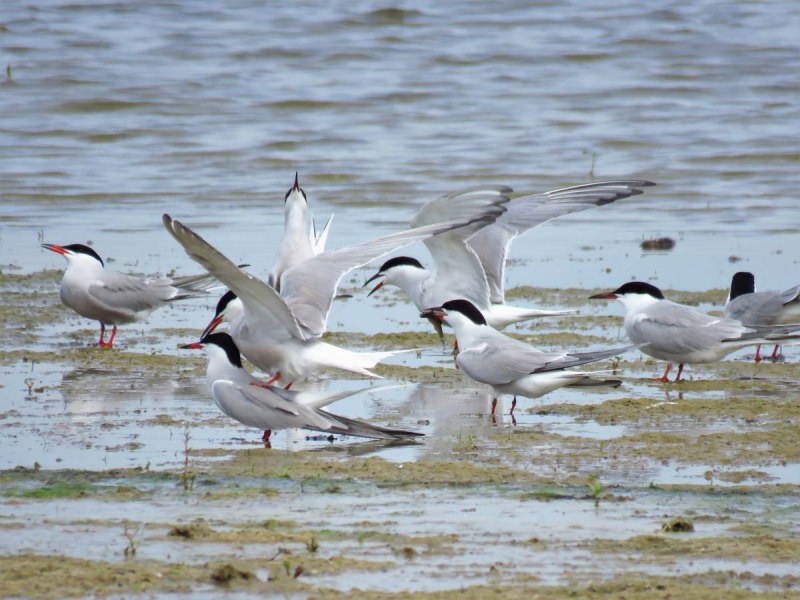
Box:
[310,342,411,378]
[320,412,424,440]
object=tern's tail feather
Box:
[489,304,579,329]
[724,323,800,344]
[165,272,220,300]
[270,384,401,410]
[321,412,423,440]
[309,342,408,379]
[565,373,623,388]
[539,345,633,373]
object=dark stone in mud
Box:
[661,516,694,533]
[640,237,676,251]
[210,563,255,585]
[168,523,211,539]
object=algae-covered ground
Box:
[1,269,799,598]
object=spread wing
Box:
[280,217,501,338]
[163,214,309,341]
[628,301,749,355]
[411,187,510,308]
[468,180,656,303]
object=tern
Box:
[725,271,800,362]
[366,180,655,336]
[163,197,504,385]
[419,299,629,416]
[42,242,216,348]
[269,172,333,289]
[590,281,800,382]
[182,332,422,446]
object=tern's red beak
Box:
[180,342,204,350]
[41,243,67,255]
[201,314,224,338]
[367,280,384,298]
[419,307,447,321]
[364,272,385,297]
[588,291,618,300]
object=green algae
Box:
[0,552,393,598]
[211,449,552,486]
[590,533,800,563]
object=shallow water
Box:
[2,0,800,596]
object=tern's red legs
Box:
[657,363,672,383]
[98,324,117,348]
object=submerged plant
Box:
[122,521,144,557]
[587,474,604,507]
[181,423,195,491]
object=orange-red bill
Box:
[201,314,224,338]
[41,243,67,255]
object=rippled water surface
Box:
[2,0,798,288]
[2,1,800,595]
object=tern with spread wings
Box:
[164,198,505,385]
[366,180,655,334]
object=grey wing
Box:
[456,333,553,386]
[213,381,338,431]
[215,382,419,439]
[410,188,511,308]
[424,233,493,308]
[536,345,633,372]
[411,187,510,239]
[88,271,174,315]
[468,180,655,303]
[163,214,308,341]
[280,217,500,337]
[630,301,748,355]
[779,285,800,306]
[725,292,783,325]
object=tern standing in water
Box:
[420,299,629,417]
[42,242,216,348]
[591,281,800,382]
[725,272,800,362]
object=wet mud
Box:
[1,271,799,597]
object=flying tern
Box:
[420,299,629,416]
[163,197,504,385]
[42,242,216,348]
[366,180,656,335]
[725,271,800,362]
[182,332,422,446]
[590,281,800,382]
[269,172,333,289]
